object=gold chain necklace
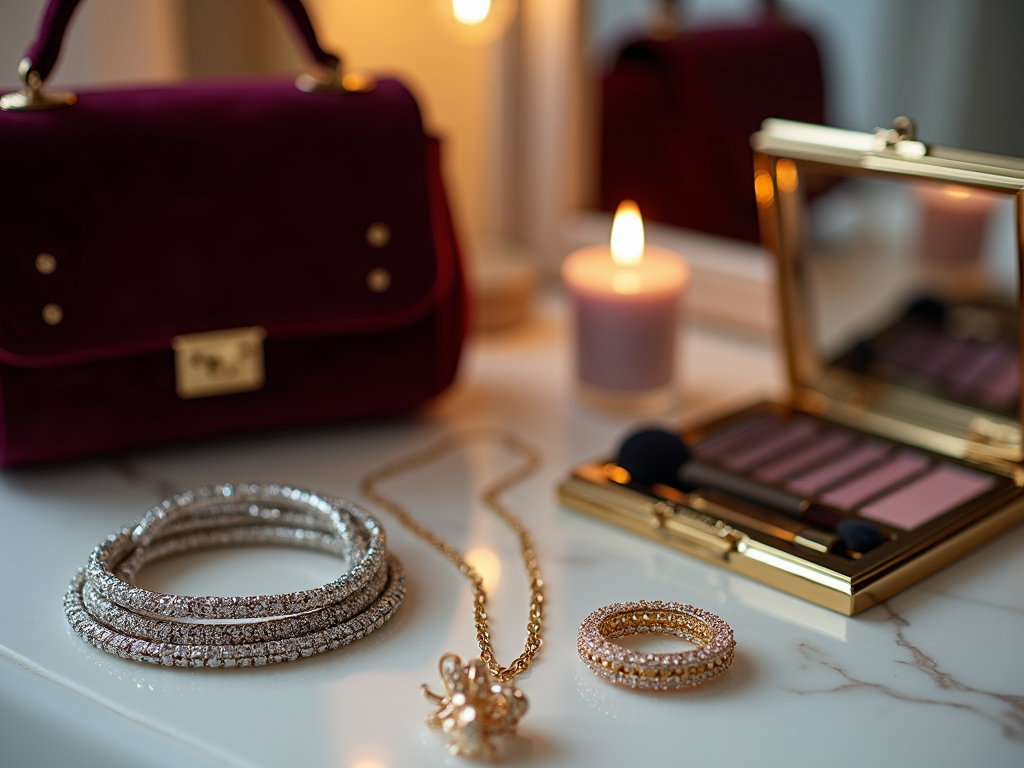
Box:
[360,427,545,759]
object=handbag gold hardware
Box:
[366,268,392,293]
[170,327,266,399]
[295,59,376,94]
[35,253,57,274]
[41,303,63,326]
[366,222,391,248]
[0,58,76,112]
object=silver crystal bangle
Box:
[64,483,405,667]
[82,528,390,646]
[65,557,405,667]
[84,484,385,620]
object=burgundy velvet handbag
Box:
[599,3,827,243]
[0,0,467,466]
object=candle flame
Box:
[611,200,644,266]
[453,0,491,25]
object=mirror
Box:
[802,174,1019,418]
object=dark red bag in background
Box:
[600,4,827,243]
[0,0,466,466]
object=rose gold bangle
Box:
[577,600,735,690]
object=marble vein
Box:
[787,604,1024,743]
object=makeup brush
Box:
[616,428,886,554]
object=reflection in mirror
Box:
[803,176,1018,418]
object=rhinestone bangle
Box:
[84,484,385,620]
[65,556,405,667]
[64,483,405,667]
[577,601,735,690]
[81,528,391,646]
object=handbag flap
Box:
[0,78,454,368]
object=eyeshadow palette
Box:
[559,119,1024,614]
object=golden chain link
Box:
[359,427,544,684]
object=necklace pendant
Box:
[422,653,528,759]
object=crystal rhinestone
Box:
[577,600,735,691]
[64,485,404,668]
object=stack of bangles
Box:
[64,483,405,667]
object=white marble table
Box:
[1,294,1022,768]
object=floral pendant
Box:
[422,653,528,759]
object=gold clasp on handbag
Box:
[0,58,76,112]
[295,57,376,94]
[171,327,267,399]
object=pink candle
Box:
[562,201,689,412]
[915,184,999,264]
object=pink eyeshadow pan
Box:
[978,350,1020,408]
[917,335,970,378]
[821,451,930,510]
[787,441,890,495]
[753,431,855,483]
[718,419,819,472]
[947,341,1007,393]
[692,415,776,460]
[859,464,996,530]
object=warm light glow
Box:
[754,171,775,207]
[434,0,516,46]
[466,547,501,589]
[613,272,642,295]
[776,159,799,193]
[610,200,644,266]
[944,186,971,200]
[604,464,631,484]
[453,0,491,25]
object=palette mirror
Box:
[766,140,1024,466]
[804,173,1018,412]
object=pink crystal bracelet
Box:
[577,600,735,690]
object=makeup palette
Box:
[559,119,1024,615]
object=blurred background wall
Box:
[588,0,1024,157]
[2,0,1023,266]
[0,0,183,87]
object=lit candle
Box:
[561,201,690,413]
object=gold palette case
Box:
[558,118,1024,615]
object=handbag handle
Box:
[652,0,781,38]
[27,0,337,82]
[2,0,366,112]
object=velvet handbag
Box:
[599,1,827,243]
[0,0,466,466]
